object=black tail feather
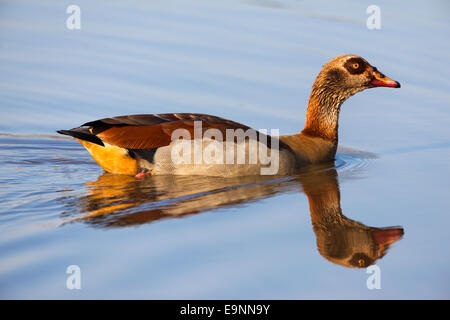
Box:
[57,128,104,146]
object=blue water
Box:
[1,0,450,299]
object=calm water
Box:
[1,0,450,299]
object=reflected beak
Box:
[372,227,404,246]
[370,68,401,88]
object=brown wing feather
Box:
[81,113,253,150]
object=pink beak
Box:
[372,227,404,246]
[370,68,401,88]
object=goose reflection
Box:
[70,163,403,268]
[300,168,403,268]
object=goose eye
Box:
[352,63,359,69]
[358,259,365,267]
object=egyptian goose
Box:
[58,54,400,177]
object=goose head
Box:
[302,54,400,141]
[316,54,400,96]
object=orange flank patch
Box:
[76,139,138,175]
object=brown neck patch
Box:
[301,86,345,142]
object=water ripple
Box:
[0,134,376,229]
